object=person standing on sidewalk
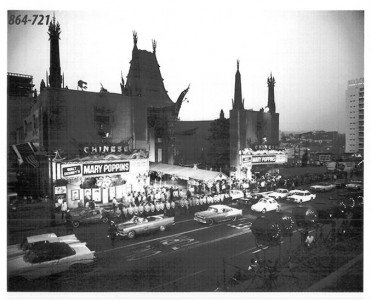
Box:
[65,210,74,235]
[61,200,68,220]
[107,220,118,247]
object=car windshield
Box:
[207,207,218,213]
[259,199,268,204]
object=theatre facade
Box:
[10,17,189,206]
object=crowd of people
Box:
[54,170,338,234]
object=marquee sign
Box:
[62,165,82,177]
[241,154,287,166]
[83,144,131,155]
[82,162,130,176]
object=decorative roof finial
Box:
[152,39,157,54]
[237,59,240,71]
[133,31,138,46]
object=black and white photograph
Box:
[4,0,369,297]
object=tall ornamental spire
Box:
[232,60,244,110]
[48,14,62,88]
[267,73,276,113]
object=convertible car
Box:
[117,215,175,239]
[8,233,79,258]
[310,182,336,192]
[8,241,96,282]
[194,204,242,225]
[70,207,111,228]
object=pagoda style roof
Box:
[125,41,173,107]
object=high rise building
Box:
[345,78,364,154]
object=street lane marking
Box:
[149,269,207,291]
[99,215,258,254]
[230,246,259,258]
[99,220,239,254]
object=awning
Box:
[11,142,39,168]
[149,162,228,183]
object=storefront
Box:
[55,157,149,208]
[238,148,288,180]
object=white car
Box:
[287,189,303,196]
[194,204,242,225]
[287,190,316,203]
[8,241,96,281]
[345,181,363,191]
[7,233,80,259]
[229,190,244,200]
[310,182,336,192]
[268,188,290,200]
[251,198,280,214]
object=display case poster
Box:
[55,186,67,195]
[109,186,116,200]
[92,188,101,202]
[116,185,123,199]
[84,189,92,201]
[102,188,109,204]
[71,189,80,201]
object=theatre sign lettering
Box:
[83,162,130,175]
[241,154,287,166]
[83,144,130,155]
[61,162,130,177]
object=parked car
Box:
[117,215,175,239]
[287,190,316,203]
[251,198,280,214]
[194,204,242,225]
[8,233,79,258]
[268,188,290,200]
[345,181,363,191]
[229,190,244,200]
[70,207,110,228]
[8,241,96,281]
[287,189,302,196]
[310,182,336,192]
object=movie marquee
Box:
[53,143,149,208]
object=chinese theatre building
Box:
[229,61,282,179]
[12,17,189,206]
[239,146,287,180]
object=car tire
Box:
[310,197,313,201]
[127,230,136,239]
[276,206,280,212]
[232,216,237,221]
[299,200,303,204]
[262,208,266,214]
[278,197,281,200]
[72,220,80,228]
[159,225,166,231]
[208,219,214,225]
[102,216,109,223]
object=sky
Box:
[6,2,366,134]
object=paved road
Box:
[8,187,353,292]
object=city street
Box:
[8,187,358,292]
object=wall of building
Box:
[33,88,133,156]
[174,120,213,165]
[345,78,364,154]
[229,108,280,177]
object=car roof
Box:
[27,233,58,244]
[209,204,230,209]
